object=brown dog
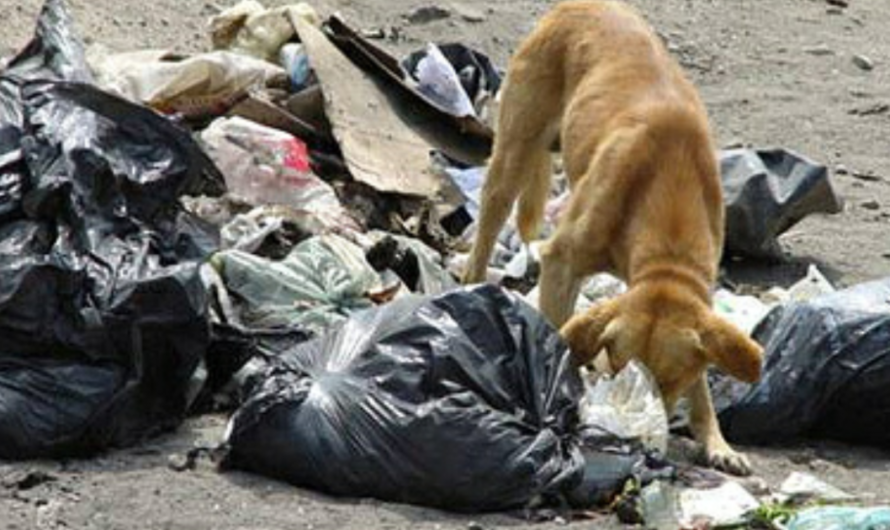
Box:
[462,0,764,475]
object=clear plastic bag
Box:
[211,234,380,334]
[201,116,359,233]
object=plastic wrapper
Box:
[721,148,842,259]
[717,278,890,446]
[221,285,589,512]
[211,234,380,335]
[0,4,223,456]
[200,116,360,234]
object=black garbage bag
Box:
[223,285,589,512]
[0,0,93,126]
[717,278,890,446]
[0,0,93,222]
[0,0,225,458]
[720,148,842,259]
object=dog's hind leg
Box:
[462,74,562,284]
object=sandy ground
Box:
[2,0,890,529]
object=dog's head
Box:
[560,284,763,408]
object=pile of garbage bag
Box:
[4,0,885,521]
[0,0,222,458]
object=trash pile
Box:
[1,0,888,525]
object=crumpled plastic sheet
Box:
[0,0,224,458]
[211,234,380,335]
[581,362,669,454]
[221,285,588,512]
[721,148,842,259]
[717,278,890,446]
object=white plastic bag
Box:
[580,361,669,454]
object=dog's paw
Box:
[703,445,752,476]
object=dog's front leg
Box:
[537,240,584,328]
[687,375,752,476]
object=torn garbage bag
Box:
[717,278,890,446]
[222,285,588,511]
[0,79,222,458]
[720,148,842,259]
[211,234,379,335]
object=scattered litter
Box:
[720,148,843,259]
[405,5,452,25]
[324,17,494,166]
[404,42,503,123]
[640,480,760,529]
[2,0,882,518]
[852,54,875,71]
[445,166,485,218]
[364,232,458,294]
[294,15,451,197]
[279,43,311,90]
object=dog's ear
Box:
[699,313,764,383]
[560,299,621,365]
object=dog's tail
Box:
[516,152,552,243]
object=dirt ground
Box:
[2,0,890,529]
